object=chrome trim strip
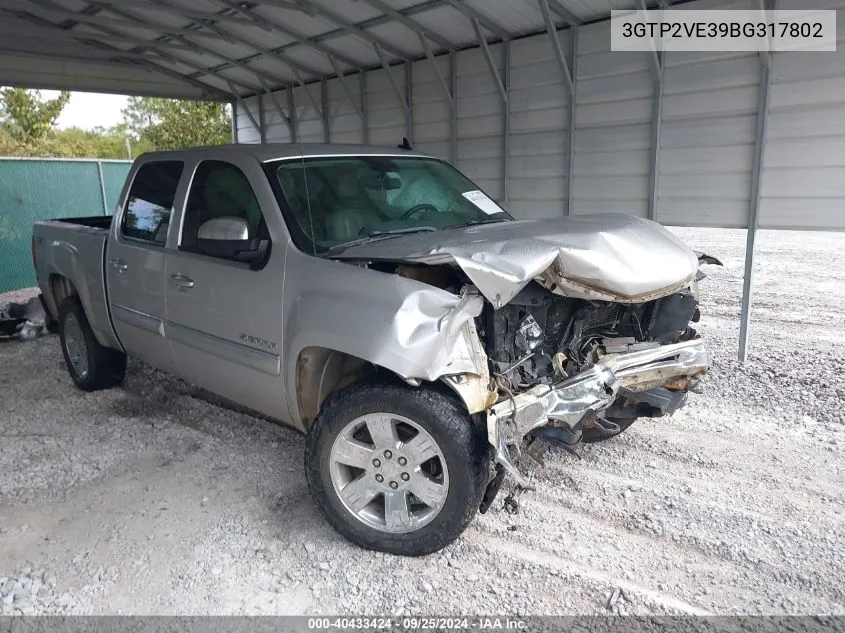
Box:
[112,304,162,335]
[166,321,281,376]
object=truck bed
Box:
[32,218,120,350]
[52,215,113,230]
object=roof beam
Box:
[293,0,410,61]
[89,0,307,90]
[327,55,364,123]
[275,0,443,56]
[470,17,506,103]
[419,34,453,110]
[93,1,265,28]
[355,0,455,50]
[211,0,364,69]
[260,77,293,135]
[229,81,261,134]
[21,0,235,98]
[0,42,150,64]
[374,43,409,119]
[547,0,582,27]
[538,0,574,94]
[0,13,199,50]
[0,2,228,41]
[442,0,509,41]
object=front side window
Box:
[181,160,269,260]
[266,156,512,254]
[121,161,183,244]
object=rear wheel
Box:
[58,296,126,391]
[305,383,487,556]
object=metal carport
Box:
[1,0,843,360]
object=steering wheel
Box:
[400,203,439,221]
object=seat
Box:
[322,168,383,242]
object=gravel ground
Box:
[0,227,843,616]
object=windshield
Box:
[265,156,512,254]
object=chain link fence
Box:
[0,158,132,293]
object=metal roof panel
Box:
[406,6,479,48]
[464,0,545,36]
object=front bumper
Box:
[487,338,710,488]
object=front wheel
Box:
[305,383,487,556]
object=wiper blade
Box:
[324,226,438,253]
[451,217,510,228]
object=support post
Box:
[231,100,239,143]
[96,160,109,216]
[450,50,458,165]
[647,66,663,220]
[360,70,370,144]
[228,82,261,139]
[257,93,266,143]
[501,40,510,204]
[405,61,414,144]
[739,53,772,362]
[321,78,329,143]
[639,0,664,221]
[289,84,299,143]
[566,26,578,216]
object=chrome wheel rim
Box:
[329,413,450,534]
[63,313,89,380]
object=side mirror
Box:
[197,216,250,241]
[195,216,270,268]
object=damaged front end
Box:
[331,214,716,494]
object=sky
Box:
[46,90,129,131]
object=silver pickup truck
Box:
[33,143,714,556]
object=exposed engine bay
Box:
[483,282,700,389]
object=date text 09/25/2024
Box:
[308,617,528,630]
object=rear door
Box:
[164,156,288,420]
[106,160,183,374]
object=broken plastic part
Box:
[487,338,710,484]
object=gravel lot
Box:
[1,227,843,616]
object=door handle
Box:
[110,258,128,272]
[169,273,195,288]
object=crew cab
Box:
[33,144,713,556]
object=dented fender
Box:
[283,251,489,428]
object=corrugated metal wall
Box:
[761,5,845,230]
[236,0,845,231]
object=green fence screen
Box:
[0,158,132,293]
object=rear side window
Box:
[121,161,184,244]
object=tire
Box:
[305,383,488,556]
[58,296,126,392]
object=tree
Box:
[0,88,71,142]
[122,97,231,150]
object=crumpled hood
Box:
[330,213,700,307]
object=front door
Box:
[164,157,287,420]
[106,160,183,375]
